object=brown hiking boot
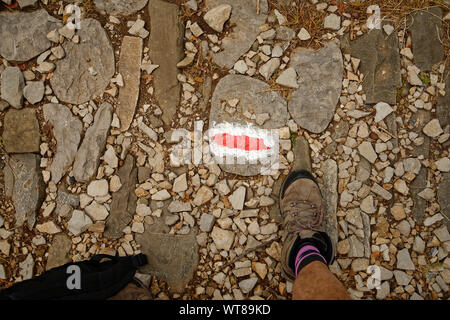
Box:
[279,170,334,281]
[108,278,153,300]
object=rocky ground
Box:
[0,0,449,300]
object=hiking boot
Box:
[108,278,153,300]
[279,170,334,281]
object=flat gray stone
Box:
[43,104,83,184]
[94,0,148,15]
[3,108,40,154]
[288,41,343,133]
[46,233,72,270]
[438,172,450,224]
[437,72,449,128]
[135,232,198,293]
[148,0,183,126]
[408,7,444,71]
[4,154,45,228]
[396,248,415,271]
[0,10,61,62]
[73,102,113,182]
[50,19,115,104]
[320,159,338,254]
[293,135,312,172]
[209,74,288,176]
[206,0,268,69]
[104,155,137,240]
[341,27,401,105]
[23,81,45,105]
[1,67,24,108]
[117,36,142,131]
[410,110,430,224]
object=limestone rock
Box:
[94,0,148,15]
[204,4,232,32]
[4,154,44,228]
[68,210,93,236]
[148,0,183,125]
[3,108,40,154]
[117,36,143,131]
[23,81,45,105]
[341,28,401,105]
[0,10,61,62]
[50,19,115,104]
[46,234,72,270]
[43,104,83,184]
[211,226,234,250]
[1,67,24,108]
[408,7,444,71]
[207,0,268,69]
[135,232,198,293]
[289,41,343,133]
[73,102,113,182]
[104,155,137,239]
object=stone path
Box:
[0,1,449,300]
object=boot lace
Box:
[283,200,324,234]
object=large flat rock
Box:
[135,232,198,293]
[117,36,142,131]
[43,104,83,184]
[4,153,45,228]
[73,102,113,183]
[0,10,61,62]
[206,0,268,69]
[94,0,148,15]
[148,0,184,126]
[320,159,338,254]
[341,27,401,105]
[408,7,444,71]
[209,74,288,176]
[3,108,40,154]
[104,154,137,240]
[288,41,343,134]
[50,19,115,104]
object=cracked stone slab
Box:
[0,9,61,62]
[206,0,268,69]
[3,108,40,154]
[320,159,338,255]
[50,19,115,104]
[148,0,184,126]
[209,74,289,176]
[408,7,444,71]
[104,154,137,240]
[73,102,113,183]
[43,104,83,184]
[288,41,343,134]
[410,110,431,225]
[135,232,198,293]
[46,233,72,270]
[94,0,148,15]
[117,36,143,131]
[341,27,401,105]
[438,172,450,225]
[4,154,45,229]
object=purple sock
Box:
[294,244,327,276]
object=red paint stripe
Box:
[213,133,270,151]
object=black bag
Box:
[0,253,147,300]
